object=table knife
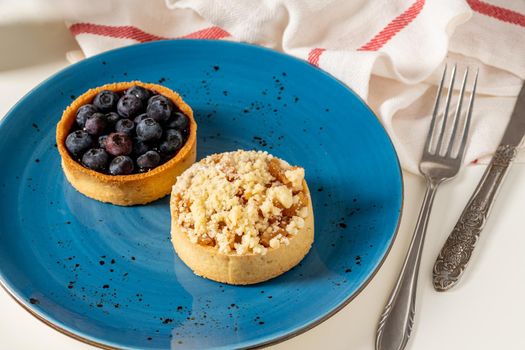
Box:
[433,84,525,291]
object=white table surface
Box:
[1,22,523,350]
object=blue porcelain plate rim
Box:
[0,39,403,350]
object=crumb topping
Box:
[172,150,309,255]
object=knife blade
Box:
[497,85,525,147]
[432,84,525,291]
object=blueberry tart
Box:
[56,81,197,205]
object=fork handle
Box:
[376,182,439,350]
[432,144,517,291]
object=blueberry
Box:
[105,112,120,125]
[84,113,107,135]
[76,104,98,128]
[159,137,183,155]
[93,90,120,112]
[165,129,183,143]
[65,130,93,157]
[133,139,150,156]
[125,86,151,103]
[105,132,132,156]
[117,95,143,118]
[167,112,189,131]
[115,119,135,134]
[146,95,174,122]
[98,135,108,148]
[136,118,162,141]
[134,113,149,125]
[82,148,109,172]
[109,156,134,175]
[147,95,166,107]
[137,150,160,170]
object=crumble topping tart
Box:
[171,150,309,255]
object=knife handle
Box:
[432,144,518,291]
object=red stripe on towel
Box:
[69,23,231,42]
[307,48,326,67]
[180,26,231,39]
[467,0,525,27]
[359,0,426,51]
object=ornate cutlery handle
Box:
[432,145,518,291]
[376,183,439,350]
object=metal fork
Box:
[375,65,478,350]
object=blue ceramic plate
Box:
[0,40,402,350]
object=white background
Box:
[0,22,523,350]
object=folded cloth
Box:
[64,0,524,173]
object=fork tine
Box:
[446,68,469,157]
[435,64,457,155]
[456,68,478,160]
[424,65,447,154]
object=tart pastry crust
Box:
[170,151,314,285]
